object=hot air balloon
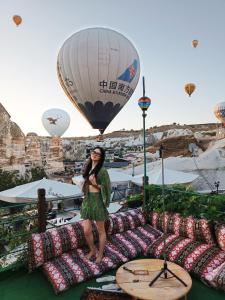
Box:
[12,15,22,26]
[42,109,70,137]
[57,27,140,134]
[214,102,225,125]
[184,83,196,97]
[192,40,198,48]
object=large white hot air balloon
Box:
[57,27,140,134]
[42,108,70,137]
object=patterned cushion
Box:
[215,224,225,251]
[149,211,215,244]
[179,216,215,244]
[109,224,162,258]
[149,211,181,234]
[28,221,98,271]
[106,209,147,235]
[147,234,225,279]
[204,261,225,291]
[42,242,128,294]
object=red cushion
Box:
[204,261,225,292]
[42,242,128,294]
[215,224,225,251]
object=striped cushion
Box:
[204,261,225,291]
[149,211,215,244]
[147,234,225,279]
[42,242,128,294]
[149,211,181,234]
[215,223,225,251]
[108,224,162,258]
[28,221,98,271]
[106,209,147,235]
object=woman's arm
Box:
[98,168,111,207]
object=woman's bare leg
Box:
[95,220,106,263]
[83,219,96,259]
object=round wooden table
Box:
[116,259,192,300]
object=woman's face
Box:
[90,148,102,162]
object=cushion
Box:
[109,224,162,259]
[42,242,128,294]
[215,224,225,251]
[106,209,147,235]
[204,261,225,292]
[28,221,98,271]
[149,211,215,244]
[179,216,215,244]
[80,288,133,299]
[147,233,225,279]
[149,211,180,234]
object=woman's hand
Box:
[89,174,97,186]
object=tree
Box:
[0,169,28,192]
[0,167,47,193]
[30,167,47,181]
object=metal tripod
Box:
[149,144,187,287]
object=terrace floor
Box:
[0,266,224,300]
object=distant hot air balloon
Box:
[184,83,196,97]
[192,40,198,48]
[57,27,140,134]
[214,102,225,125]
[13,15,22,26]
[42,108,70,137]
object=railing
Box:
[1,183,223,273]
[0,201,38,272]
[0,185,136,272]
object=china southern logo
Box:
[117,59,138,83]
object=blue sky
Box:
[0,0,225,137]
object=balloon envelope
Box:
[57,27,140,134]
[13,15,22,26]
[192,40,198,48]
[184,83,196,97]
[42,109,70,137]
[214,102,225,124]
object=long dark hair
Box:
[82,146,105,180]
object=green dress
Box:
[80,167,111,221]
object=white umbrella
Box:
[72,169,133,186]
[132,168,199,186]
[0,178,82,203]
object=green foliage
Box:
[144,184,225,222]
[30,167,47,181]
[0,170,28,192]
[124,193,143,208]
[126,193,142,202]
[0,167,47,192]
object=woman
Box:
[81,146,111,263]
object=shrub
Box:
[143,184,225,222]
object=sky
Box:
[1,0,225,137]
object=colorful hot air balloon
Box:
[214,102,225,125]
[57,27,140,134]
[192,40,198,48]
[12,15,22,26]
[184,83,196,97]
[42,109,70,137]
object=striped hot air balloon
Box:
[57,27,140,134]
[184,83,196,97]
